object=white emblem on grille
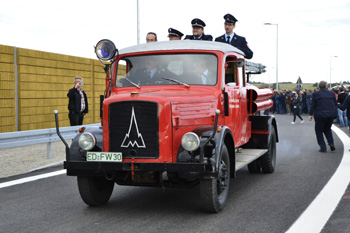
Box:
[121,106,146,148]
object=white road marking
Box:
[0,170,66,189]
[286,125,350,233]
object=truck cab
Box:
[59,40,278,213]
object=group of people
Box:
[271,82,350,153]
[145,13,253,59]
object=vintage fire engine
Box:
[55,40,278,213]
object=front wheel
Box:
[200,144,230,213]
[77,177,115,207]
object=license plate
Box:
[86,152,122,162]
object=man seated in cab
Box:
[215,13,253,59]
[193,59,216,85]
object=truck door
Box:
[223,56,248,147]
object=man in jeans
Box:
[337,87,348,127]
[67,76,88,126]
[308,81,337,152]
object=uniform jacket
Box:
[215,34,253,59]
[67,87,88,114]
[184,34,213,41]
[309,89,337,119]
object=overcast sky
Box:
[1,0,349,85]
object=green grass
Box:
[253,83,318,91]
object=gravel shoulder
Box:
[0,141,69,178]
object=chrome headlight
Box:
[181,132,200,152]
[95,39,117,61]
[78,132,96,151]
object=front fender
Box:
[213,126,235,177]
[69,126,103,161]
[176,126,214,163]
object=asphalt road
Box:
[0,114,349,233]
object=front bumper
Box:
[64,161,214,177]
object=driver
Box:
[117,57,173,87]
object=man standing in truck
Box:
[184,18,213,41]
[168,28,184,40]
[215,13,253,59]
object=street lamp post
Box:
[264,23,278,91]
[137,0,140,45]
[329,56,338,88]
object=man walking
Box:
[67,76,88,126]
[308,81,337,152]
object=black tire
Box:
[261,126,276,173]
[248,159,261,173]
[77,177,115,207]
[200,145,230,213]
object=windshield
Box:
[115,54,218,88]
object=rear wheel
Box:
[248,159,261,173]
[200,145,230,213]
[77,177,115,206]
[261,127,276,173]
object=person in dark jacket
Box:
[184,18,213,41]
[291,91,304,124]
[338,93,350,133]
[337,87,348,127]
[67,76,88,126]
[215,14,253,59]
[308,81,337,152]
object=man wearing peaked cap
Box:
[168,28,184,40]
[215,13,253,59]
[184,18,213,41]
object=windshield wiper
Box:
[162,77,190,87]
[125,77,141,89]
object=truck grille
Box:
[109,101,159,158]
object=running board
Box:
[235,149,268,171]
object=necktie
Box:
[226,36,230,44]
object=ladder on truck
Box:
[245,61,266,83]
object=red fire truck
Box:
[55,40,278,213]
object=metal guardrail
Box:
[0,123,100,159]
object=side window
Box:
[224,57,237,85]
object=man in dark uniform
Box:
[168,28,184,40]
[308,81,337,152]
[215,13,253,59]
[67,76,88,126]
[184,18,213,41]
